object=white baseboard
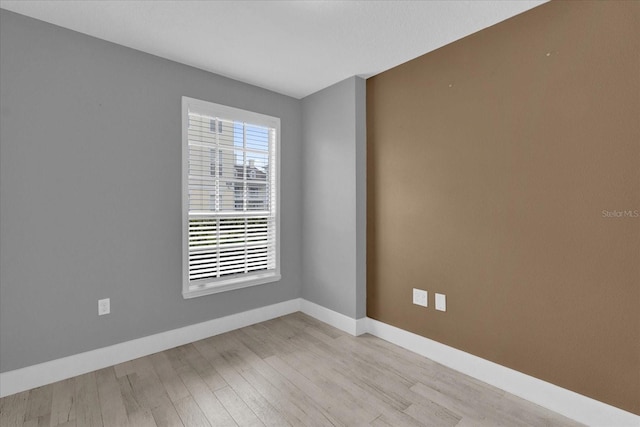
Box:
[366,317,639,427]
[355,317,369,336]
[2,299,637,426]
[299,299,366,336]
[0,298,301,398]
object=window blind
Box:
[184,101,279,296]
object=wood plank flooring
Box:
[0,313,582,427]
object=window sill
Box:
[182,272,281,299]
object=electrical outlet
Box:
[98,298,110,316]
[435,293,446,312]
[412,288,428,307]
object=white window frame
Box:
[182,96,281,298]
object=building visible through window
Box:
[182,97,280,298]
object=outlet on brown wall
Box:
[367,0,639,415]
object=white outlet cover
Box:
[435,293,446,311]
[412,288,428,307]
[98,298,110,316]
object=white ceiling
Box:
[0,0,545,99]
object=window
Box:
[209,118,223,133]
[209,149,223,177]
[182,97,280,298]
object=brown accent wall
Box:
[367,0,639,415]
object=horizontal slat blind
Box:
[187,110,277,286]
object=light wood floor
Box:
[0,313,582,427]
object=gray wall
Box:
[301,77,366,319]
[0,10,303,373]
